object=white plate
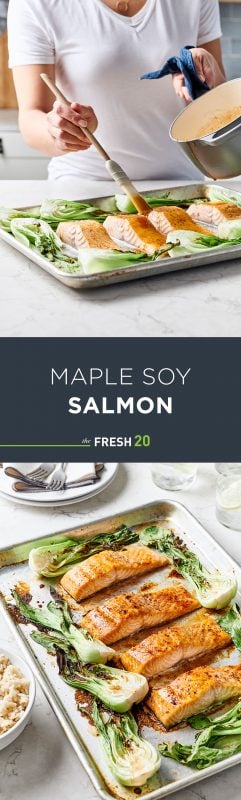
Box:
[0,463,118,508]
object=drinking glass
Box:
[216,472,241,530]
[151,463,198,491]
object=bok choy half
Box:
[114,194,193,213]
[40,198,109,225]
[159,700,241,770]
[166,229,241,258]
[59,659,148,713]
[78,245,173,276]
[91,702,161,787]
[28,525,139,577]
[10,218,80,271]
[140,527,237,609]
[0,206,40,232]
[13,590,115,664]
[208,185,241,208]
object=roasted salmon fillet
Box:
[147,664,241,728]
[81,585,200,644]
[104,214,166,255]
[148,206,207,236]
[60,545,168,601]
[121,613,231,677]
[187,202,241,227]
[56,220,120,250]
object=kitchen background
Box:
[0,0,241,178]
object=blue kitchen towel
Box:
[141,46,209,100]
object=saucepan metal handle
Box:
[202,117,241,145]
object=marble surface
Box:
[1,178,241,337]
[0,462,241,800]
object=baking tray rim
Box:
[0,498,241,800]
[1,182,241,289]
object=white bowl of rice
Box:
[0,648,36,750]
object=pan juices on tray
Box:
[4,520,240,792]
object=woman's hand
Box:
[172,47,225,104]
[47,100,98,153]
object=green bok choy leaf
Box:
[166,229,240,257]
[13,591,115,664]
[30,629,79,660]
[208,185,241,208]
[0,206,40,232]
[40,198,108,224]
[115,194,193,213]
[218,604,241,650]
[139,527,237,608]
[92,702,161,786]
[218,219,241,241]
[59,660,148,713]
[159,700,241,770]
[78,245,173,275]
[28,525,138,577]
[10,218,80,271]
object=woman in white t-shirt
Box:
[7,0,225,182]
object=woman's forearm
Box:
[19,109,63,156]
[12,65,98,157]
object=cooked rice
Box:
[0,654,29,735]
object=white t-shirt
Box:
[8,0,222,182]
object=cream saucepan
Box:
[170,77,241,179]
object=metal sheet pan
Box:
[0,500,241,800]
[1,183,241,289]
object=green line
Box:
[0,444,92,448]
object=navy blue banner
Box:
[0,337,240,461]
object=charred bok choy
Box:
[59,657,148,713]
[28,525,138,577]
[159,700,241,770]
[10,218,80,271]
[91,702,161,787]
[140,527,237,608]
[13,590,115,664]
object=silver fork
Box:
[28,463,57,481]
[47,463,68,491]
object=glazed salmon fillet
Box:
[147,664,241,728]
[148,206,207,236]
[56,220,120,250]
[121,613,231,677]
[60,545,168,601]
[187,202,241,227]
[104,214,166,255]
[81,585,200,644]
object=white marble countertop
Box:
[0,462,241,800]
[1,178,241,337]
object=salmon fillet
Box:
[121,613,231,677]
[82,585,200,644]
[60,545,168,601]
[148,206,207,236]
[56,220,120,250]
[104,214,166,255]
[147,663,241,728]
[187,202,241,227]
